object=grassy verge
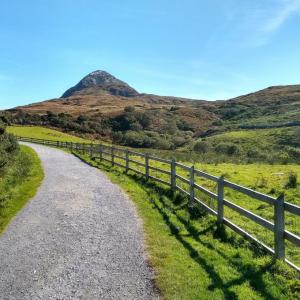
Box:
[73,152,300,300]
[109,147,300,266]
[0,145,44,234]
[7,125,91,143]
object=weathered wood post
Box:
[189,166,195,205]
[217,175,225,225]
[56,141,59,148]
[171,159,176,191]
[99,145,103,161]
[70,142,73,151]
[90,143,93,157]
[145,154,149,180]
[111,146,115,166]
[274,193,285,259]
[125,150,129,173]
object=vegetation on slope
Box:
[0,128,44,233]
[5,119,300,165]
[190,127,300,164]
[73,152,300,300]
[3,107,195,149]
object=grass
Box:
[114,150,300,266]
[7,125,91,143]
[5,125,299,298]
[0,145,44,234]
[73,152,300,300]
[8,125,300,265]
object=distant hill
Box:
[5,70,300,150]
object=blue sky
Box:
[1,0,300,109]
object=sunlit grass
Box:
[74,152,300,300]
[7,125,91,143]
[0,145,44,234]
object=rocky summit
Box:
[61,70,139,98]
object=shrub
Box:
[122,131,148,147]
[247,149,261,158]
[215,142,240,156]
[0,129,19,171]
[287,147,300,160]
[212,120,223,126]
[172,136,187,148]
[0,126,5,135]
[194,141,210,153]
[285,173,297,189]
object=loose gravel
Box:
[0,143,160,300]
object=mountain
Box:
[6,71,300,144]
[61,70,139,98]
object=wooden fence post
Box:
[189,166,195,205]
[111,147,115,166]
[56,141,59,147]
[90,143,93,157]
[274,194,285,259]
[217,175,224,225]
[145,154,149,180]
[99,145,103,161]
[70,142,73,151]
[171,159,176,191]
[125,150,129,173]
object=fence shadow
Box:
[121,173,279,300]
[68,152,290,299]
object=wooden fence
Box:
[17,136,300,271]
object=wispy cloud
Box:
[262,0,300,33]
[216,0,300,47]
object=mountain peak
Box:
[61,70,139,98]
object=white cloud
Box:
[217,0,300,47]
[262,0,300,33]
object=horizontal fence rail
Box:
[17,136,300,271]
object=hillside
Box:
[215,85,300,127]
[4,70,300,152]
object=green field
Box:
[7,126,91,143]
[75,152,300,300]
[0,145,44,234]
[7,125,300,298]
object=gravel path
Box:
[0,143,160,300]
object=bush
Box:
[121,131,173,149]
[287,147,300,160]
[247,149,261,158]
[0,129,19,171]
[122,131,148,147]
[285,173,298,189]
[194,141,210,153]
[215,142,240,156]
